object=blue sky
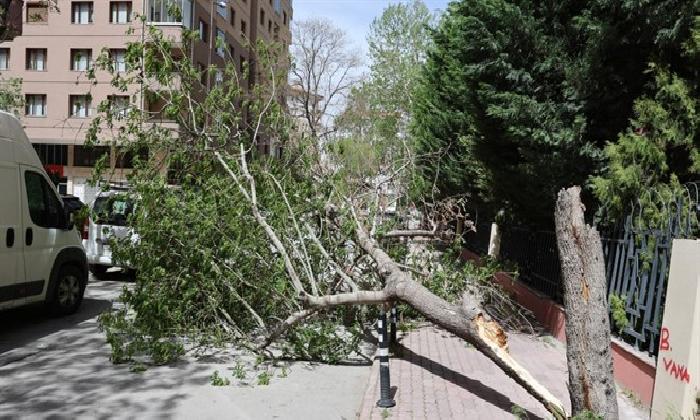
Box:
[291,0,451,59]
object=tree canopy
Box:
[412,0,699,228]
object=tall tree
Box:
[332,1,436,214]
[289,18,361,140]
[412,0,698,228]
[365,0,434,140]
[592,23,700,224]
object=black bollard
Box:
[376,306,396,408]
[389,305,397,344]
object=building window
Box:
[26,48,47,71]
[69,95,92,118]
[26,2,49,23]
[216,1,227,19]
[199,19,208,42]
[110,2,131,24]
[74,146,109,167]
[283,11,287,26]
[0,49,9,70]
[33,144,68,166]
[273,0,282,14]
[241,20,246,37]
[70,49,92,71]
[108,95,130,118]
[230,7,235,27]
[216,28,225,58]
[71,2,93,24]
[25,94,47,117]
[148,0,191,26]
[268,19,271,33]
[110,49,127,72]
[259,9,264,26]
[182,0,193,29]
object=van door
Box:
[0,161,25,309]
[19,166,67,304]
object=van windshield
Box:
[93,196,134,227]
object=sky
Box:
[291,0,451,60]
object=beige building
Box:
[0,0,292,202]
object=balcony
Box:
[146,0,194,47]
[147,0,192,27]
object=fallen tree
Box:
[89,18,568,419]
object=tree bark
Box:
[555,186,619,419]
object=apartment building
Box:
[0,0,292,202]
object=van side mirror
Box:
[64,207,75,231]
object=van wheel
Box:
[89,264,108,278]
[50,266,85,316]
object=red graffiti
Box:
[660,327,670,351]
[662,357,691,384]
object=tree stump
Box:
[555,186,618,419]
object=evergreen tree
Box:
[413,0,698,227]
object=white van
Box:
[83,188,136,276]
[0,111,88,314]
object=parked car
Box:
[83,188,137,276]
[0,111,88,314]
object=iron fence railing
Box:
[599,183,699,355]
[499,227,563,303]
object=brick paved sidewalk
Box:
[358,326,648,420]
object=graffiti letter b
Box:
[660,327,670,351]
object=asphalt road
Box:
[0,273,372,420]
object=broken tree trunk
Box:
[555,187,619,419]
[258,209,567,418]
[351,226,567,419]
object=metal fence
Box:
[467,183,700,357]
[499,227,564,303]
[600,183,699,355]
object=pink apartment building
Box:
[0,0,292,202]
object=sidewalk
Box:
[359,326,649,420]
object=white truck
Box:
[0,111,88,314]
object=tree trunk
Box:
[353,226,568,419]
[261,218,568,419]
[555,187,618,419]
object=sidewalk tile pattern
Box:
[359,326,573,420]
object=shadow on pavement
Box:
[396,343,545,420]
[0,278,217,419]
[0,297,112,355]
[0,270,137,354]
